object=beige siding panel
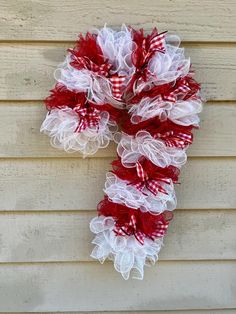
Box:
[1,102,236,158]
[0,45,236,100]
[8,311,236,314]
[5,311,236,314]
[0,210,235,263]
[0,0,235,41]
[0,261,235,311]
[0,158,235,211]
[0,0,235,313]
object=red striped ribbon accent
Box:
[74,106,101,133]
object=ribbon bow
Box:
[114,214,145,245]
[163,78,191,103]
[74,105,101,133]
[71,56,112,76]
[114,213,170,245]
[125,31,166,96]
[133,162,170,195]
[141,31,166,64]
[71,56,126,101]
[155,130,193,149]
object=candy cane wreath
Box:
[41,25,203,280]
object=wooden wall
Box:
[0,0,235,313]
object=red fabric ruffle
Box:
[121,116,194,148]
[98,196,172,240]
[44,83,122,123]
[68,32,106,69]
[45,83,87,110]
[112,157,179,185]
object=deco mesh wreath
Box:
[41,25,203,280]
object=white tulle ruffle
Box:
[40,107,116,156]
[115,131,187,168]
[90,215,163,280]
[96,24,135,77]
[135,35,190,93]
[104,173,176,214]
[129,96,202,127]
[55,59,124,108]
[54,56,91,91]
[168,98,202,126]
[150,35,190,82]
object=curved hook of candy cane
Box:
[40,25,134,156]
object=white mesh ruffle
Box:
[90,215,163,280]
[129,96,202,127]
[139,35,190,92]
[104,173,176,213]
[54,56,124,109]
[150,37,190,82]
[54,58,92,92]
[115,131,187,168]
[128,96,172,124]
[168,97,202,126]
[96,24,135,77]
[40,107,117,156]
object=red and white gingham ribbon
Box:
[114,213,169,244]
[142,31,166,63]
[74,106,101,133]
[72,56,112,76]
[163,79,191,102]
[155,131,193,148]
[115,214,145,245]
[128,31,167,89]
[152,221,169,238]
[109,76,126,101]
[134,162,169,195]
[73,56,126,101]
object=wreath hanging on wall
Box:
[41,25,203,280]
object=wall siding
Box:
[1,102,236,158]
[0,210,235,263]
[0,45,235,100]
[0,262,235,312]
[0,0,235,313]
